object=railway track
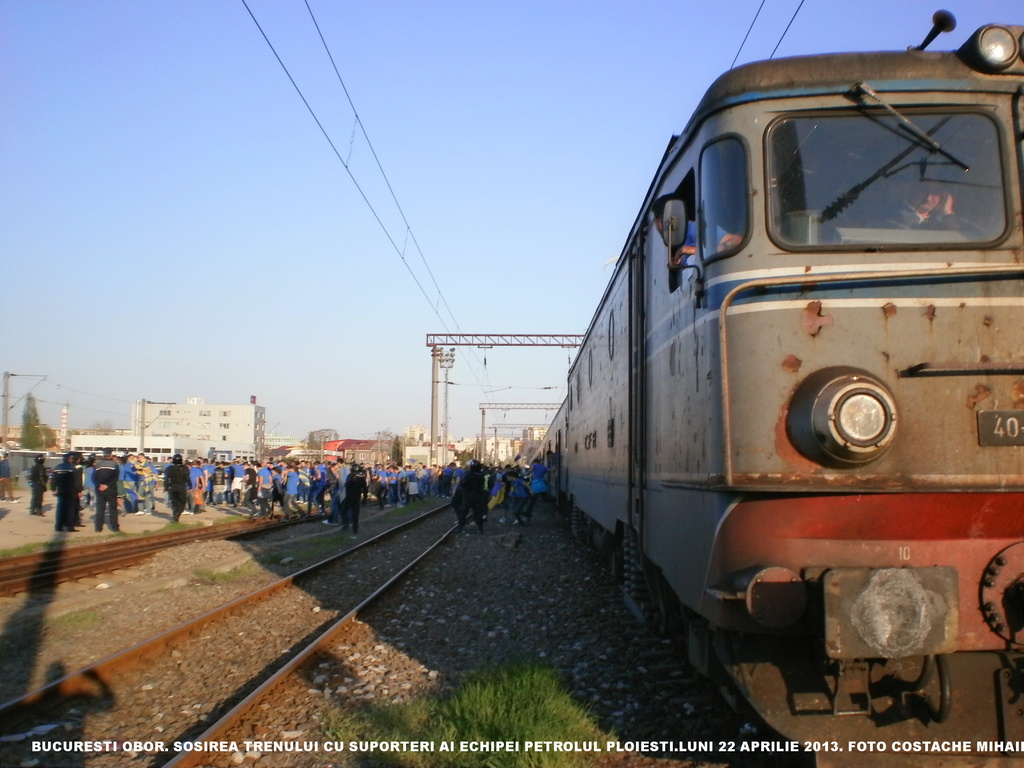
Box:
[0,505,453,768]
[0,517,301,597]
[162,521,454,768]
[0,502,805,768]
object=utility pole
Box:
[476,423,548,464]
[479,403,561,463]
[60,405,69,451]
[138,399,146,455]
[2,372,8,449]
[425,334,582,463]
[430,348,440,466]
[437,349,455,466]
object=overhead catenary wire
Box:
[239,0,451,334]
[241,0,510,417]
[302,1,506,409]
[770,0,808,59]
[730,0,769,68]
[731,0,808,68]
[301,0,458,333]
[29,397,128,420]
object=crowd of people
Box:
[0,449,551,538]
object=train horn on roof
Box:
[915,9,956,51]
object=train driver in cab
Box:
[898,180,956,228]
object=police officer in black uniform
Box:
[49,452,79,532]
[28,455,47,516]
[93,447,121,533]
[163,454,192,522]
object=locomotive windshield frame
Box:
[765,109,1007,250]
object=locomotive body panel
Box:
[722,281,1024,486]
[545,20,1024,749]
[563,264,631,532]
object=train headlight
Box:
[959,25,1023,73]
[835,391,890,446]
[787,367,897,468]
[978,26,1019,69]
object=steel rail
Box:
[0,517,300,597]
[0,503,449,727]
[161,522,455,768]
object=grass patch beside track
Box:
[0,542,41,558]
[193,561,261,584]
[323,663,605,768]
[0,514,245,558]
[49,608,105,634]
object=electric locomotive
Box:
[543,13,1024,761]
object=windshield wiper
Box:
[821,116,952,222]
[855,82,970,171]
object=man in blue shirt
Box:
[120,455,139,515]
[440,463,454,497]
[0,451,14,502]
[187,460,206,515]
[311,462,328,515]
[201,460,215,505]
[136,453,156,514]
[255,461,274,519]
[523,458,549,521]
[282,463,302,519]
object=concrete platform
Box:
[0,492,250,553]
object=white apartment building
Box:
[265,432,301,451]
[403,424,429,444]
[71,434,208,462]
[127,397,265,459]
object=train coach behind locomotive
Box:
[542,12,1024,763]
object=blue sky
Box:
[1,0,1013,443]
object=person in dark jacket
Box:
[163,454,192,523]
[92,448,121,532]
[457,460,487,535]
[71,452,85,527]
[339,464,368,535]
[28,455,47,516]
[49,452,79,532]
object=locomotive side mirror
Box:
[659,198,689,249]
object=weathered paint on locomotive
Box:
[701,493,1021,647]
[560,261,630,534]
[551,21,1024,752]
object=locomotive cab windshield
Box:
[767,108,1006,249]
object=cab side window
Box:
[699,138,748,257]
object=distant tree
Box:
[89,419,115,432]
[371,430,396,465]
[455,449,474,465]
[21,393,45,450]
[390,436,406,464]
[40,425,57,450]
